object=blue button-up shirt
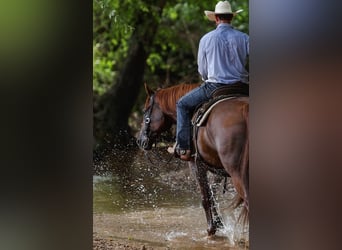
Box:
[197,23,249,84]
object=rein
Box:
[143,142,174,168]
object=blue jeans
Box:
[176,82,224,149]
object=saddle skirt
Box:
[193,96,236,126]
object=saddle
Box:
[192,82,249,126]
[212,82,249,98]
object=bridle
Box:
[142,94,155,140]
[139,93,174,165]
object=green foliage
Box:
[93,0,134,95]
[231,0,249,33]
[93,0,249,95]
[144,1,249,88]
[93,44,115,95]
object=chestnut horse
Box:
[136,83,249,236]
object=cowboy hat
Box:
[204,1,243,21]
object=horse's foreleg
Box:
[190,161,217,236]
[210,175,225,229]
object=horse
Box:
[136,83,249,236]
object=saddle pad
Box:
[196,97,236,126]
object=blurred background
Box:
[92,0,249,158]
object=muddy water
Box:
[93,148,248,249]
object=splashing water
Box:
[93,148,249,249]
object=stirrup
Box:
[179,149,192,161]
[174,147,192,161]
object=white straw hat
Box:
[204,1,243,21]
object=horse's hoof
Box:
[207,234,216,240]
[207,227,216,236]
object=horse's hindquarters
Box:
[195,98,249,234]
[196,98,248,169]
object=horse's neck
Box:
[156,93,177,121]
[157,83,199,121]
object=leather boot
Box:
[177,149,192,161]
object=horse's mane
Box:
[155,83,200,120]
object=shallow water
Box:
[93,148,248,249]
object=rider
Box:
[173,1,249,161]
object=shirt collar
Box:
[217,23,232,29]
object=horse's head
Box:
[136,83,172,150]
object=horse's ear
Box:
[144,83,154,96]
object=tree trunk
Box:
[94,1,167,156]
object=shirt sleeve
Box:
[197,38,208,81]
[246,35,249,56]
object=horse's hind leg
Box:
[191,161,217,236]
